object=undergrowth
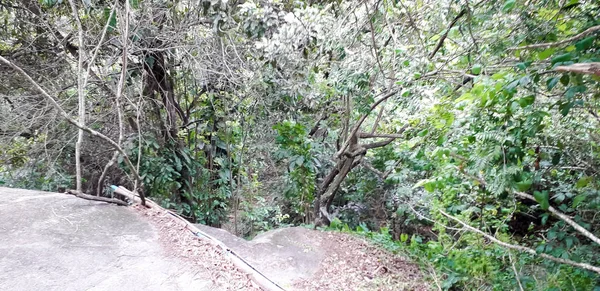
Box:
[325,218,600,291]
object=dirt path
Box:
[196,225,428,290]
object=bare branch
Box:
[361,162,384,178]
[358,130,408,139]
[555,63,600,76]
[514,191,600,246]
[508,252,525,291]
[440,209,600,274]
[67,0,85,192]
[0,55,147,206]
[334,90,398,158]
[429,8,466,59]
[363,138,395,149]
[509,25,600,51]
[451,155,600,246]
[98,0,131,196]
[66,189,129,206]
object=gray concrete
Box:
[0,187,214,291]
[196,225,326,289]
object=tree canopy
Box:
[1,0,599,289]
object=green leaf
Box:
[559,101,574,116]
[563,0,580,9]
[503,0,515,12]
[572,194,586,207]
[41,0,58,7]
[516,180,532,191]
[541,213,549,225]
[400,233,409,242]
[518,95,535,108]
[471,64,482,75]
[130,0,139,9]
[424,181,436,192]
[536,244,546,253]
[103,8,117,32]
[560,74,570,86]
[546,77,559,90]
[295,155,305,167]
[417,129,429,137]
[551,152,561,165]
[565,85,586,100]
[436,134,447,146]
[575,176,591,188]
[538,48,555,60]
[534,190,550,210]
[565,237,574,249]
[551,53,572,65]
[575,36,594,51]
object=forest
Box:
[1,0,599,289]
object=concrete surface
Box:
[196,225,326,289]
[0,187,214,291]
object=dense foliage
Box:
[1,0,599,289]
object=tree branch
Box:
[66,189,129,206]
[451,155,600,246]
[440,209,600,274]
[359,125,409,139]
[0,55,147,206]
[334,90,398,158]
[555,63,600,77]
[429,8,466,59]
[514,191,600,246]
[363,138,396,149]
[509,25,600,51]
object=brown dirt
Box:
[292,231,429,291]
[134,203,429,291]
[133,205,261,290]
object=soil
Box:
[133,205,261,290]
[134,204,428,291]
[292,231,428,291]
[196,224,429,291]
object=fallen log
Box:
[65,189,129,206]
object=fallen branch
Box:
[452,158,600,246]
[509,25,600,51]
[440,209,600,274]
[508,252,525,291]
[514,191,600,246]
[65,189,129,206]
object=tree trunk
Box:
[68,0,85,192]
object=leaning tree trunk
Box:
[314,125,409,227]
